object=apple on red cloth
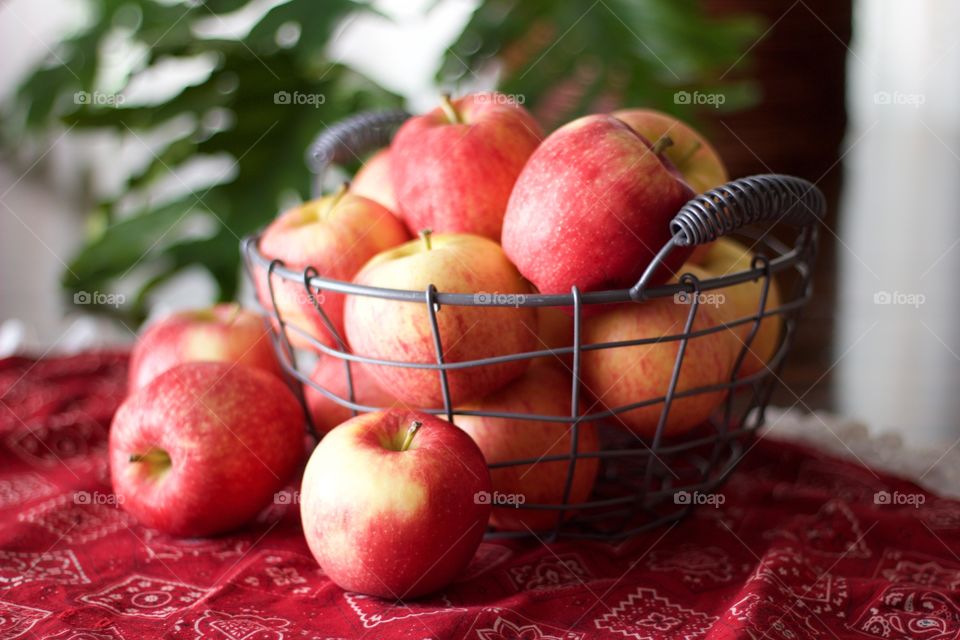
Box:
[128,303,281,390]
[300,409,492,599]
[110,361,305,537]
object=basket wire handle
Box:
[630,174,826,301]
[305,109,410,198]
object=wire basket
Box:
[241,109,825,541]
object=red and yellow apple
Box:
[344,232,537,407]
[688,237,783,376]
[534,305,575,367]
[304,357,399,435]
[581,297,738,438]
[501,114,695,297]
[457,364,599,531]
[300,409,491,598]
[390,92,543,240]
[613,108,728,195]
[614,109,729,265]
[352,149,398,212]
[110,362,305,537]
[128,303,280,390]
[257,187,409,351]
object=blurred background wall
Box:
[2,0,959,445]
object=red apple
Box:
[304,357,399,435]
[687,238,783,376]
[352,149,398,212]
[390,92,543,240]
[613,108,728,194]
[456,364,599,531]
[300,409,491,598]
[110,362,305,537]
[615,109,728,266]
[345,231,537,407]
[581,297,738,438]
[501,114,695,297]
[257,186,409,351]
[533,305,575,367]
[128,304,280,390]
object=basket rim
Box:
[241,228,808,309]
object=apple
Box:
[534,305,575,367]
[688,237,783,376]
[581,296,738,438]
[614,109,728,266]
[257,186,409,351]
[304,357,399,435]
[613,108,728,194]
[501,114,695,298]
[110,362,305,537]
[352,149,398,212]
[456,364,599,531]
[300,409,491,598]
[128,303,281,390]
[390,92,543,240]
[345,231,537,407]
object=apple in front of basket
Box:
[299,409,492,599]
[110,362,305,537]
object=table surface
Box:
[1,351,959,640]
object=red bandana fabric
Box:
[0,351,957,639]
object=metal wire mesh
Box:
[243,110,824,541]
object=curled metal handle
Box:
[669,174,825,246]
[305,108,410,196]
[630,174,824,300]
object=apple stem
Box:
[400,420,423,452]
[674,140,703,167]
[222,302,242,325]
[651,135,675,156]
[439,94,462,125]
[129,449,170,466]
[320,182,350,219]
[419,229,433,251]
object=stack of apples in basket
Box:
[110,92,782,599]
